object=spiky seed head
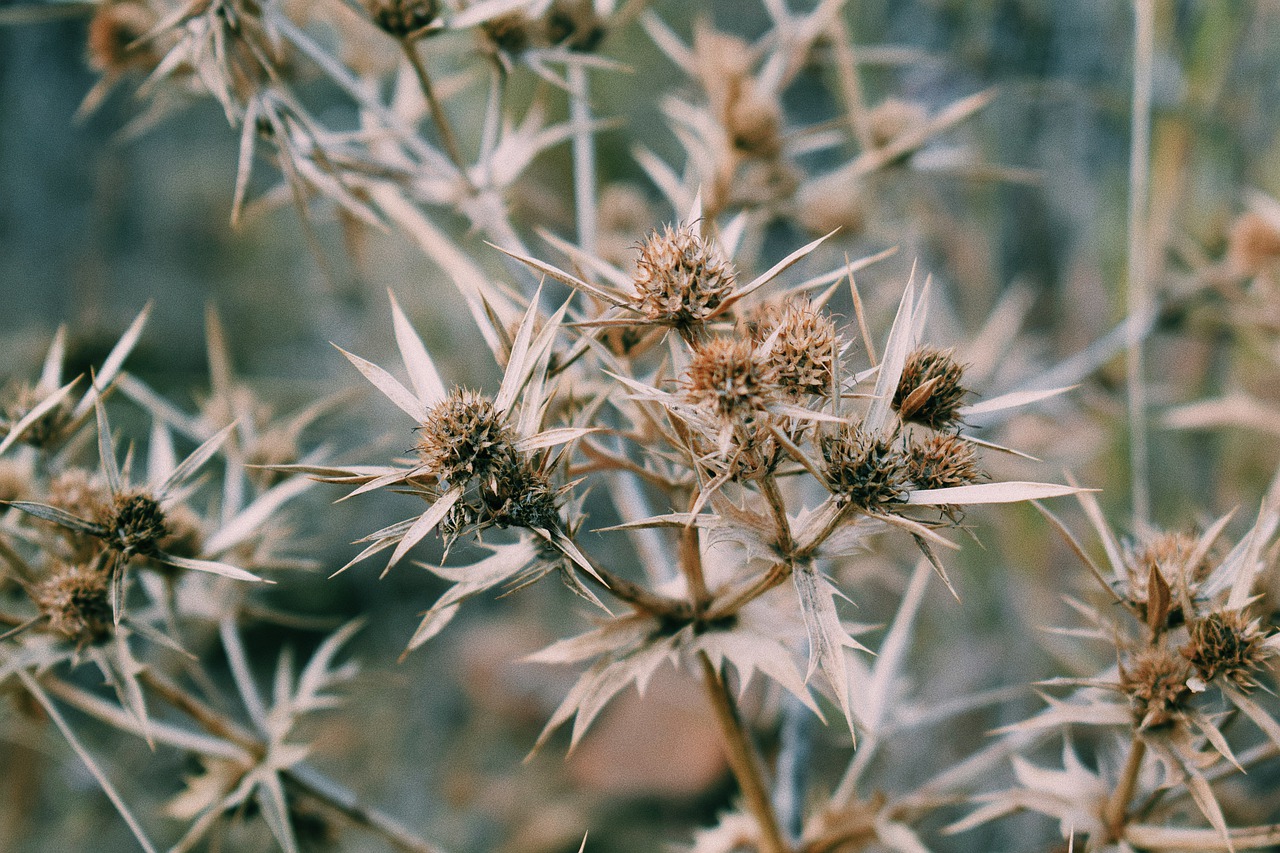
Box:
[47,469,112,522]
[905,433,982,491]
[1122,531,1211,623]
[745,300,838,398]
[820,424,910,510]
[369,0,439,36]
[1,383,71,451]
[484,457,560,531]
[34,563,113,645]
[101,492,169,557]
[481,12,534,55]
[893,347,968,430]
[685,338,777,423]
[544,0,606,52]
[727,90,782,157]
[633,225,737,329]
[1183,610,1273,691]
[416,390,516,485]
[1120,645,1193,729]
[87,2,155,76]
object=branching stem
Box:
[400,39,471,188]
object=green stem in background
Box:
[698,652,790,853]
[1125,0,1156,528]
[400,38,471,187]
[567,62,597,257]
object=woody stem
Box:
[400,39,471,187]
[1104,736,1147,841]
[698,652,789,853]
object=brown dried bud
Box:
[904,433,982,491]
[1,383,72,451]
[369,0,439,37]
[745,300,838,398]
[633,225,737,331]
[481,11,534,55]
[87,2,156,77]
[820,424,909,511]
[684,338,777,424]
[893,347,968,430]
[417,390,516,485]
[1120,646,1193,729]
[34,563,113,645]
[1183,610,1273,691]
[1122,531,1211,625]
[544,0,606,52]
[867,98,929,150]
[1226,210,1280,279]
[99,492,169,557]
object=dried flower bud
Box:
[1226,210,1280,279]
[417,390,516,485]
[1122,531,1211,625]
[820,424,909,510]
[633,225,737,331]
[905,433,982,491]
[87,2,156,77]
[727,89,782,157]
[684,338,777,424]
[1183,610,1273,691]
[481,11,534,56]
[1,383,71,451]
[746,300,838,398]
[369,0,438,37]
[544,0,606,52]
[34,563,113,645]
[101,492,169,557]
[1120,645,1193,729]
[893,347,968,430]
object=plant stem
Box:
[698,651,789,853]
[1126,0,1156,528]
[400,39,471,187]
[1105,737,1147,841]
[567,62,597,257]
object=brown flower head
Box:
[416,390,517,485]
[87,2,156,77]
[1122,531,1211,625]
[684,338,777,424]
[481,11,535,56]
[633,225,737,331]
[100,492,169,558]
[1121,645,1194,730]
[905,433,983,491]
[34,563,113,645]
[893,347,968,430]
[369,0,439,37]
[1,383,72,451]
[544,0,606,52]
[820,424,909,511]
[1183,610,1274,691]
[745,299,838,398]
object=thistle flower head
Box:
[545,0,607,52]
[1122,531,1211,622]
[1120,645,1194,729]
[1183,610,1274,691]
[633,224,737,330]
[746,299,838,398]
[1,383,71,451]
[34,563,113,645]
[905,433,983,491]
[684,338,777,423]
[416,389,516,485]
[368,0,439,37]
[820,423,909,510]
[893,347,968,430]
[87,2,156,76]
[100,491,169,557]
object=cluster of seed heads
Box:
[820,424,910,511]
[632,225,737,330]
[417,389,559,538]
[1121,645,1195,730]
[893,347,968,430]
[33,563,113,645]
[904,433,982,492]
[684,338,777,424]
[744,300,838,398]
[1122,531,1211,624]
[102,492,169,557]
[1183,610,1272,691]
[369,0,439,37]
